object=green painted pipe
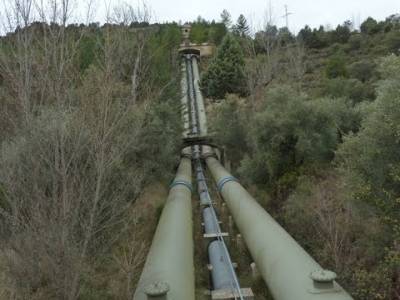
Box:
[191,56,208,136]
[203,146,353,300]
[133,151,194,300]
[181,63,190,138]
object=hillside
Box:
[0,3,399,300]
[204,13,400,300]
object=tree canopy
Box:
[233,14,250,37]
[201,34,247,98]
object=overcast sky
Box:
[89,0,400,32]
[1,0,399,33]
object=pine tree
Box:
[201,34,247,99]
[234,14,250,37]
[220,9,232,30]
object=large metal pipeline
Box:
[180,62,190,138]
[185,56,199,136]
[202,146,353,300]
[203,207,219,233]
[190,56,208,136]
[209,240,236,290]
[133,149,194,300]
[188,55,244,296]
[195,159,242,297]
[202,192,237,291]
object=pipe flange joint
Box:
[170,180,193,192]
[217,176,238,192]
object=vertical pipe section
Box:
[191,56,208,136]
[202,146,353,300]
[133,151,195,300]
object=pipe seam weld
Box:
[217,176,239,192]
[170,180,193,192]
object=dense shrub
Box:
[210,95,248,165]
[325,54,348,78]
[238,86,344,186]
[336,55,400,298]
[321,78,375,103]
[360,17,381,35]
[384,30,400,53]
[348,60,376,82]
[337,55,400,225]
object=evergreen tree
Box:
[360,17,380,34]
[331,24,351,43]
[201,34,247,99]
[234,14,250,37]
[208,22,228,45]
[277,27,294,45]
[220,9,232,30]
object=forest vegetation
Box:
[204,11,400,300]
[0,1,399,299]
[0,2,183,299]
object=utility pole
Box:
[268,0,273,25]
[281,4,292,29]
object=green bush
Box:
[321,78,375,103]
[384,30,400,54]
[210,95,247,165]
[337,55,400,222]
[347,33,362,50]
[325,54,348,78]
[360,17,381,35]
[336,58,400,299]
[239,86,342,186]
[349,60,376,82]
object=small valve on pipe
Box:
[144,282,170,300]
[309,269,340,294]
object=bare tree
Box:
[0,0,35,124]
[111,216,148,299]
[243,12,281,109]
[285,41,306,92]
[0,1,157,299]
[308,175,355,271]
[108,1,153,105]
